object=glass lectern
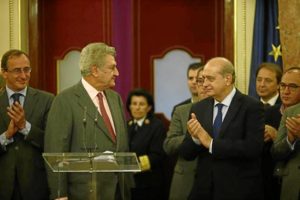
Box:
[43,152,141,199]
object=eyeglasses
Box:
[196,78,204,85]
[6,67,32,75]
[279,82,300,92]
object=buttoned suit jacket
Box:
[271,102,300,200]
[44,81,133,200]
[0,87,54,200]
[164,103,198,200]
[179,90,265,200]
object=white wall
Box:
[154,49,201,119]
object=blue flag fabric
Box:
[248,0,282,97]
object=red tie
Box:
[97,92,116,142]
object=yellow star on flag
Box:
[268,44,282,62]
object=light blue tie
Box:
[213,103,224,137]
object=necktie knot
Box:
[11,93,22,104]
[264,103,271,109]
[97,92,104,99]
[133,122,139,131]
[213,103,224,137]
[216,103,224,111]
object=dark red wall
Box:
[39,0,224,101]
[40,0,111,93]
[132,0,224,93]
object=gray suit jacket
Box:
[163,103,197,200]
[0,87,54,200]
[271,102,300,200]
[44,81,133,200]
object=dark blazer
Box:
[263,104,282,200]
[128,115,166,200]
[265,103,282,129]
[44,81,134,200]
[274,96,282,106]
[179,90,265,200]
[0,87,54,200]
[171,98,191,117]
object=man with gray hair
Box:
[45,42,133,200]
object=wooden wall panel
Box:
[39,0,110,94]
[132,0,224,92]
[31,0,227,101]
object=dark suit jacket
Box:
[128,115,166,198]
[0,87,54,200]
[44,81,133,200]
[262,103,282,200]
[265,104,282,129]
[171,98,191,117]
[179,90,265,200]
[274,96,282,106]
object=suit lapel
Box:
[104,90,119,142]
[74,83,115,142]
[0,90,10,126]
[203,99,214,137]
[219,91,243,137]
[23,87,37,120]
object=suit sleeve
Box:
[163,106,186,155]
[271,109,294,161]
[178,134,204,161]
[147,121,166,168]
[25,94,54,150]
[44,94,72,199]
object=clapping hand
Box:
[264,125,277,142]
[7,102,26,130]
[187,113,212,148]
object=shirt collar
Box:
[6,86,27,98]
[81,78,101,99]
[134,116,146,127]
[214,87,236,107]
[260,93,279,106]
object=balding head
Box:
[205,57,235,84]
[202,57,235,101]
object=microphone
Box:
[93,108,98,152]
[82,106,88,152]
[83,106,87,125]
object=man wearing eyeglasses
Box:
[266,67,300,200]
[179,57,264,200]
[164,66,207,200]
[0,49,54,200]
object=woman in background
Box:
[126,88,166,200]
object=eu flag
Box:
[248,0,282,97]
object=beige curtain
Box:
[278,0,300,70]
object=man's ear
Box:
[90,65,98,77]
[225,74,232,85]
[1,69,7,79]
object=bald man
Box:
[179,57,264,200]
